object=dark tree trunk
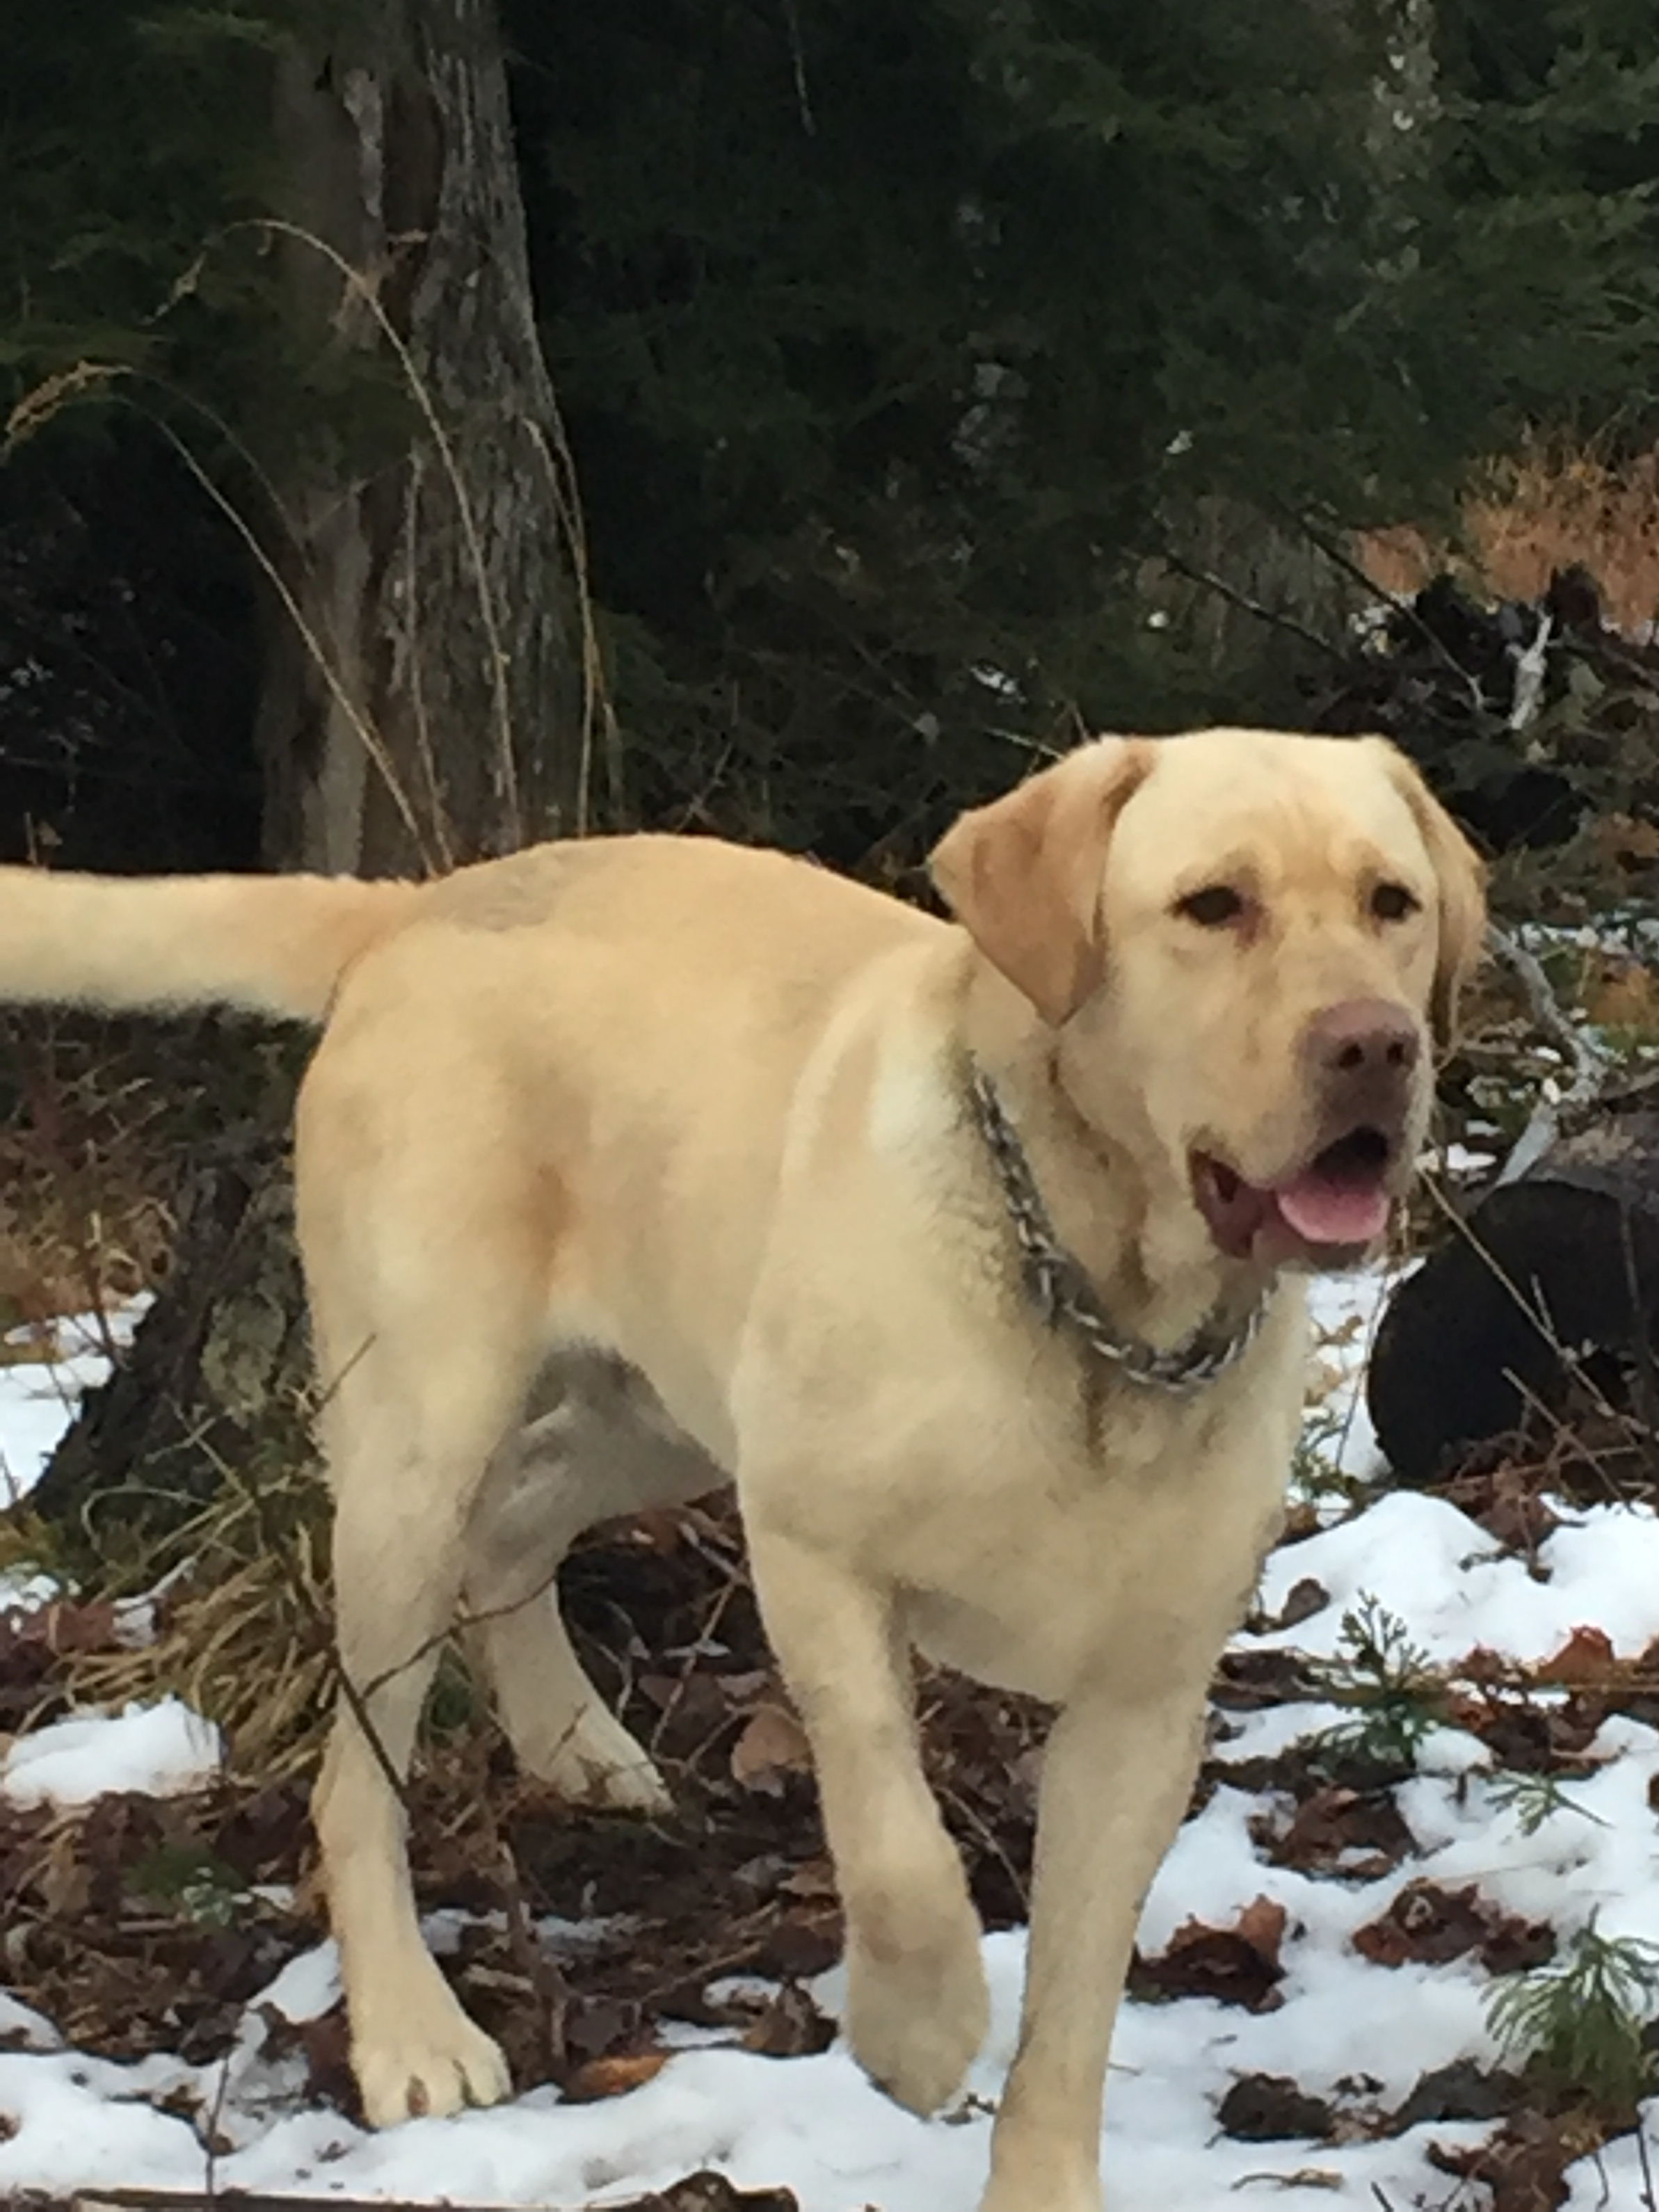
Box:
[32,9,593,1551]
[30,1121,310,1546]
[256,0,591,876]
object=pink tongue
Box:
[1274,1171,1390,1247]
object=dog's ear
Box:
[1372,739,1488,1045]
[929,737,1153,1025]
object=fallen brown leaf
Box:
[739,1981,836,2059]
[730,1704,812,1795]
[1432,2107,1608,2212]
[1253,1783,1413,1880]
[1535,1625,1618,1685]
[1352,1879,1553,1973]
[1131,1894,1288,2012]
[561,2049,672,2102]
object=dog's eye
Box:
[1176,885,1245,929]
[1371,882,1420,923]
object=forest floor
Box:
[3,928,1659,2210]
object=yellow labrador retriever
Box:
[0,729,1482,2211]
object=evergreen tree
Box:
[506,0,1659,860]
[3,0,1656,872]
[6,1,586,874]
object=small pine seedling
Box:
[1291,1408,1356,1502]
[1312,1593,1442,1776]
[1486,1767,1609,1839]
[1487,1916,1659,2118]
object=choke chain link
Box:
[969,1067,1272,1397]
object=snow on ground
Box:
[0,1298,150,1512]
[1,1696,222,1809]
[1,1281,1658,2207]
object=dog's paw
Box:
[514,1701,673,1816]
[560,1746,674,1816]
[846,1899,989,2117]
[353,2005,511,2127]
[978,2174,1103,2212]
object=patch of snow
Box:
[1,1697,222,1808]
[255,1943,341,2026]
[0,1295,150,1506]
[1255,1489,1659,1665]
[0,1991,61,2051]
[1299,1264,1401,1484]
[1438,1141,1498,1175]
[0,1566,60,1615]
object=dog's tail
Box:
[0,866,426,1025]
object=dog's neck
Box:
[958,961,1276,1362]
[965,1064,1272,1392]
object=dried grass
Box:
[1360,440,1659,638]
[0,1011,305,1333]
[65,1409,338,1783]
[0,1017,179,1326]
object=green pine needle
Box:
[1487,1916,1659,2117]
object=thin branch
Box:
[139,406,438,872]
[1419,1173,1626,1434]
[780,0,817,134]
[1507,610,1553,733]
[1285,505,1487,710]
[1155,549,1349,662]
[1487,923,1613,1185]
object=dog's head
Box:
[930,728,1486,1272]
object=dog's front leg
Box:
[979,1674,1209,2212]
[746,1525,989,2115]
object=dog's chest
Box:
[890,1386,1295,1705]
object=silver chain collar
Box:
[968,1066,1272,1397]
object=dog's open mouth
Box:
[1192,1125,1395,1265]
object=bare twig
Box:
[138,404,438,872]
[494,1833,569,2080]
[1154,549,1348,662]
[200,2046,232,2207]
[1286,506,1487,711]
[1487,924,1613,1185]
[780,0,817,134]
[1418,1171,1651,1501]
[357,1561,567,1706]
[1507,610,1554,733]
[524,412,614,834]
[67,2183,796,2212]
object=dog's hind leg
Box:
[461,1356,723,1814]
[466,1573,667,1811]
[309,1298,543,2127]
